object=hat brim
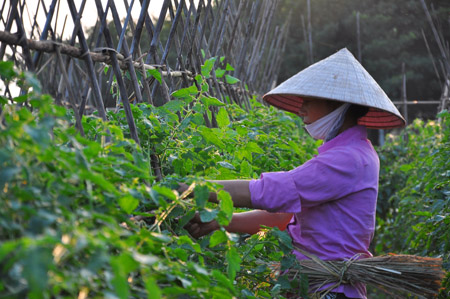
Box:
[264,94,405,129]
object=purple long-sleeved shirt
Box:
[249,125,379,298]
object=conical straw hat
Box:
[263,48,405,129]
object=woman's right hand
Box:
[184,212,219,239]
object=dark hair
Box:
[348,104,369,120]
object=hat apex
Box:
[263,48,405,129]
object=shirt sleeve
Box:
[249,171,301,213]
[249,147,361,213]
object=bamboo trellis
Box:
[0,0,290,143]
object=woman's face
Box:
[297,98,338,124]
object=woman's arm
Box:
[185,210,293,238]
[226,210,293,234]
[179,180,253,208]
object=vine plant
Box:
[0,59,313,298]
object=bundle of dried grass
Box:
[288,247,446,298]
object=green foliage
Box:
[375,111,450,296]
[0,62,311,298]
[3,57,449,297]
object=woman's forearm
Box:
[224,210,293,235]
[209,180,252,208]
[179,180,253,208]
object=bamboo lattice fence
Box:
[0,0,290,144]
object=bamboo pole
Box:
[0,31,193,77]
[356,11,362,62]
[401,62,408,125]
[11,1,35,72]
[234,1,257,78]
[100,0,144,106]
[55,46,85,136]
[306,0,313,64]
[67,0,108,122]
[32,0,57,66]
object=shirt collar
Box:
[318,125,367,154]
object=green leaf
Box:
[147,68,162,84]
[132,251,158,266]
[177,209,196,230]
[399,164,413,172]
[194,184,210,208]
[150,233,172,243]
[236,147,252,162]
[17,107,34,122]
[216,108,230,128]
[172,248,188,261]
[171,84,198,99]
[212,269,234,290]
[215,68,226,78]
[197,126,226,149]
[191,113,204,126]
[225,74,240,84]
[111,254,134,299]
[200,208,219,222]
[201,82,209,92]
[299,272,309,296]
[177,235,201,253]
[226,247,241,280]
[0,96,7,105]
[200,96,225,109]
[218,190,233,225]
[0,240,19,262]
[0,60,16,80]
[217,161,235,170]
[240,160,252,177]
[209,230,228,247]
[145,277,162,299]
[163,100,185,113]
[24,71,42,93]
[81,170,117,194]
[148,115,162,132]
[280,255,297,271]
[413,211,432,217]
[271,228,293,253]
[22,246,52,296]
[202,57,217,78]
[246,141,264,154]
[152,186,177,201]
[236,126,248,137]
[0,166,20,189]
[437,109,448,119]
[225,63,234,71]
[13,94,29,103]
[118,195,139,214]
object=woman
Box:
[181,48,405,299]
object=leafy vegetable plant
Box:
[0,59,312,298]
[375,111,450,297]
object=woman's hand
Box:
[184,212,219,239]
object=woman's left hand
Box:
[184,212,219,239]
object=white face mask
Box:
[305,103,351,141]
